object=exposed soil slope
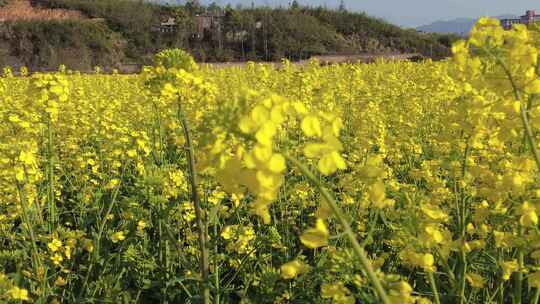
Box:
[0,0,83,21]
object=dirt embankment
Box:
[0,0,83,21]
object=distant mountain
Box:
[417,15,517,35]
[416,18,475,35]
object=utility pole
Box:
[264,8,269,60]
[218,12,223,52]
[241,17,245,59]
[251,17,255,57]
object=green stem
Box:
[47,114,56,232]
[520,94,535,153]
[514,239,524,304]
[214,221,220,304]
[428,271,442,304]
[17,181,51,303]
[487,50,537,304]
[158,199,169,304]
[487,49,540,171]
[457,140,469,304]
[458,248,467,304]
[435,247,457,289]
[499,279,505,304]
[16,182,42,271]
[152,102,166,165]
[532,288,540,304]
[518,102,540,170]
[285,155,391,304]
[79,179,121,298]
[177,102,210,304]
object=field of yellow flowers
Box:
[2,18,540,304]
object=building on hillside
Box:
[501,10,540,29]
[225,30,248,42]
[160,17,177,33]
[150,17,177,34]
[194,11,223,40]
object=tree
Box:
[338,0,346,12]
[171,6,194,48]
[185,0,200,14]
[208,2,221,14]
[291,0,299,10]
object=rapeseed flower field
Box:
[2,18,540,303]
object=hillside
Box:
[0,0,457,71]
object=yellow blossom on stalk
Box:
[423,225,444,244]
[221,225,235,240]
[519,201,538,227]
[468,17,504,48]
[529,271,540,288]
[64,246,72,259]
[48,238,62,252]
[368,181,394,209]
[419,253,435,272]
[280,260,309,279]
[401,250,436,272]
[320,282,355,304]
[51,253,63,266]
[466,273,485,288]
[452,39,469,65]
[30,73,70,122]
[416,298,433,304]
[8,287,29,301]
[421,204,448,221]
[105,178,120,190]
[525,80,540,94]
[137,220,147,233]
[18,151,36,166]
[302,115,347,175]
[301,115,323,137]
[231,193,243,207]
[300,218,329,249]
[268,154,286,173]
[55,276,67,287]
[81,239,94,253]
[501,260,518,281]
[234,94,293,223]
[388,281,414,304]
[111,231,126,243]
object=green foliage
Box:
[308,8,451,58]
[264,9,343,60]
[37,0,157,58]
[4,19,122,70]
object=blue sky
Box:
[195,0,540,27]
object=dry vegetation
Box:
[0,0,83,21]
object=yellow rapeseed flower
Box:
[111,231,126,243]
[280,260,309,279]
[8,287,29,301]
[300,218,329,249]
